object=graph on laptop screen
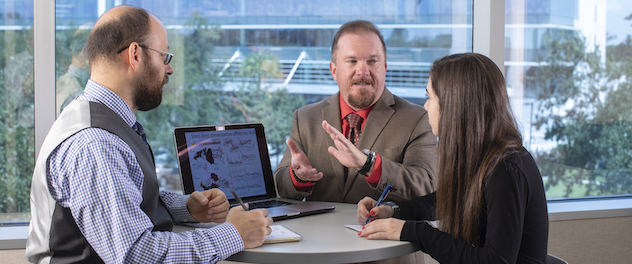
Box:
[183,127,267,199]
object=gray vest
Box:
[26,100,173,264]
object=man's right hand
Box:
[286,138,323,182]
[226,206,273,249]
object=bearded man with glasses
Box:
[27,5,272,264]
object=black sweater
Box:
[398,147,548,263]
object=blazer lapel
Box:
[322,94,348,192]
[342,88,396,197]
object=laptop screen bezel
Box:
[172,122,276,201]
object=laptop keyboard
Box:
[247,200,294,209]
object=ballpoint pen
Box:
[231,189,249,211]
[365,184,392,224]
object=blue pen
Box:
[365,184,392,224]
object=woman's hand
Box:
[358,218,405,241]
[357,196,394,224]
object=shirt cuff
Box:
[205,222,245,259]
[165,193,197,224]
[290,165,316,189]
[365,154,382,185]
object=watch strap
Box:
[358,149,375,175]
[383,201,400,218]
[292,168,314,183]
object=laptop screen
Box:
[173,123,276,202]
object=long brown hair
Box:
[431,53,523,245]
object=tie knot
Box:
[346,113,363,129]
[133,121,148,145]
[133,121,145,135]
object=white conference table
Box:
[174,202,418,264]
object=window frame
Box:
[0,0,627,251]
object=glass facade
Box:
[54,0,473,194]
[507,0,632,199]
[0,0,630,224]
[0,0,34,222]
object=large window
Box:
[54,0,472,194]
[0,0,33,223]
[2,0,630,225]
[506,0,632,198]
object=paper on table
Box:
[345,224,363,232]
[264,225,302,244]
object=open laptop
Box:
[173,122,334,220]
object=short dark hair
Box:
[331,20,386,63]
[86,5,151,66]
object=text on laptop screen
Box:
[183,128,267,199]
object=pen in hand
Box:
[231,189,249,211]
[365,184,392,224]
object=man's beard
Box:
[134,59,167,111]
[347,78,377,109]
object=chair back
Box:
[546,254,568,264]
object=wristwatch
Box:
[358,149,376,176]
[292,168,313,183]
[382,201,400,218]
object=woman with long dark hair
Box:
[357,53,548,263]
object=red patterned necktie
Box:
[346,113,363,146]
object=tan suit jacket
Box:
[274,88,437,203]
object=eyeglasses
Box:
[116,44,173,65]
[139,45,173,65]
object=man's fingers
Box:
[190,191,208,204]
[327,146,338,157]
[322,120,343,137]
[254,208,270,218]
[333,134,355,150]
[209,202,228,213]
[208,193,225,204]
[286,138,301,155]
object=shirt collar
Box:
[80,80,137,128]
[339,93,373,121]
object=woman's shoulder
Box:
[489,146,544,189]
[502,146,539,173]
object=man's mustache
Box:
[351,78,374,85]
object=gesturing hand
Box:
[187,189,230,223]
[226,206,274,249]
[287,138,323,182]
[322,120,368,169]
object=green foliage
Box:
[55,24,80,79]
[0,28,35,214]
[528,28,632,197]
[137,16,303,171]
[227,51,305,157]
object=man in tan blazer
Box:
[274,20,437,204]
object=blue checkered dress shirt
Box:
[47,80,244,263]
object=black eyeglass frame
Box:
[116,43,173,65]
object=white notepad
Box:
[264,225,302,244]
[345,224,363,232]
